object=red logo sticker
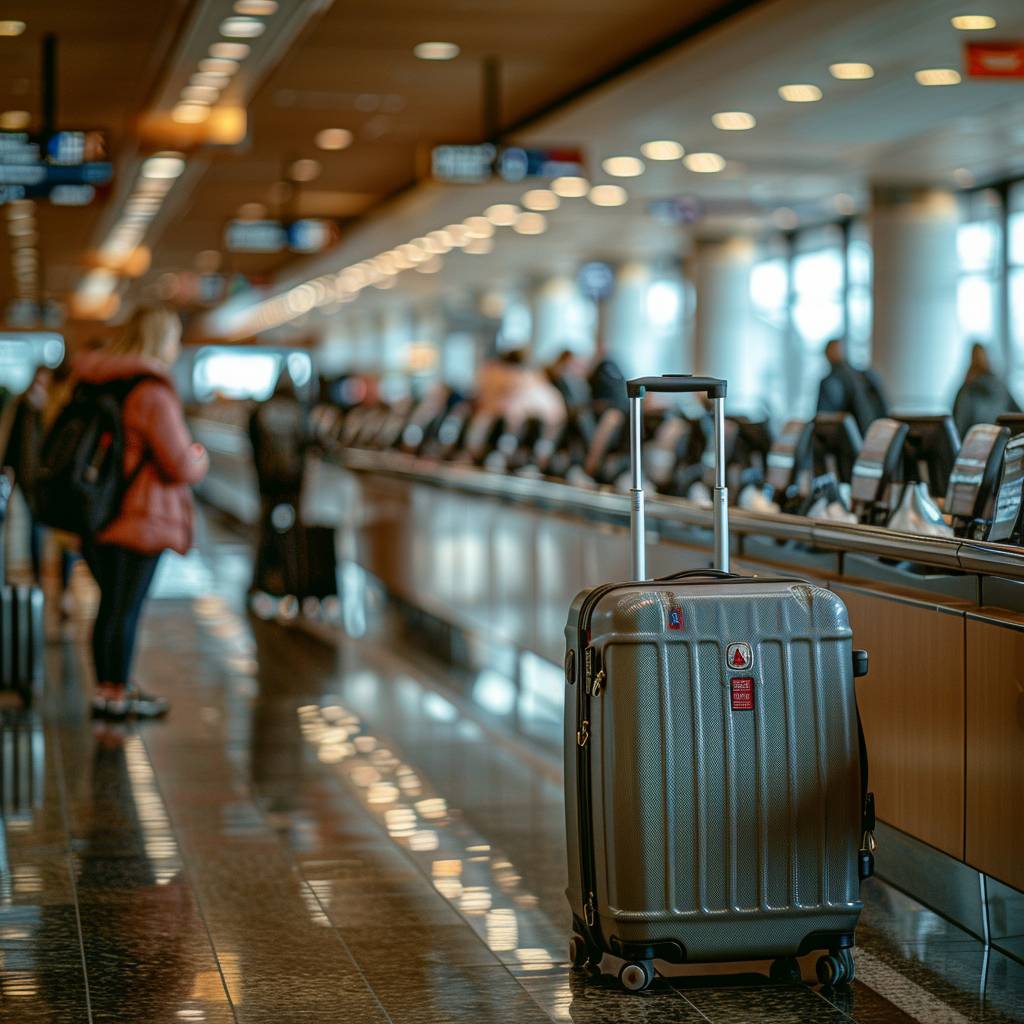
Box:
[731,677,754,710]
[668,607,684,631]
[726,642,752,670]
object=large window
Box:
[1009,183,1024,397]
[957,189,1002,352]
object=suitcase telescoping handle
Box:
[626,374,729,580]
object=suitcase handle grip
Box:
[627,375,727,400]
[628,375,729,581]
[656,568,739,582]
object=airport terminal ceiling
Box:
[3,0,1024,334]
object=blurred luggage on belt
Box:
[563,374,875,992]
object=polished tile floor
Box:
[1,533,1022,1023]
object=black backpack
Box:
[35,376,147,537]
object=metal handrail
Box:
[337,447,1024,582]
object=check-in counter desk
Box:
[191,417,1024,952]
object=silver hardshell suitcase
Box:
[564,375,874,992]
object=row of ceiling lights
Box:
[76,152,188,316]
[7,200,38,302]
[78,4,282,314]
[237,177,638,335]
[172,0,277,124]
[596,12,1001,180]
[229,12,1002,332]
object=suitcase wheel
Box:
[568,935,593,969]
[619,960,654,993]
[816,948,855,988]
[769,956,802,985]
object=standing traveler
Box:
[545,349,591,415]
[477,348,565,429]
[587,354,629,416]
[1,364,53,581]
[952,341,1020,438]
[249,368,311,594]
[816,338,888,435]
[73,305,208,718]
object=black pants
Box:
[82,543,161,687]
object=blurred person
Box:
[588,353,629,416]
[478,348,565,429]
[249,367,311,593]
[953,341,1020,437]
[546,348,591,414]
[74,305,208,719]
[816,338,888,434]
[43,347,105,620]
[0,364,53,580]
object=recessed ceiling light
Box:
[829,62,874,80]
[220,17,266,38]
[683,152,726,173]
[551,176,589,198]
[464,237,494,255]
[238,201,267,219]
[711,111,756,130]
[513,212,547,234]
[778,83,822,102]
[484,203,519,226]
[427,229,454,251]
[289,158,321,182]
[172,103,211,124]
[315,128,353,151]
[198,58,240,75]
[181,85,220,104]
[641,140,684,161]
[588,184,628,207]
[416,255,444,273]
[521,189,559,211]
[915,68,961,85]
[6,200,34,219]
[772,207,799,229]
[953,167,976,187]
[141,153,186,179]
[192,72,231,89]
[833,193,857,215]
[0,110,30,130]
[414,41,459,60]
[951,14,996,30]
[445,224,470,246]
[601,156,645,177]
[195,250,222,273]
[0,21,25,36]
[463,216,495,238]
[210,42,250,60]
[234,0,277,14]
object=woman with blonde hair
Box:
[74,304,208,718]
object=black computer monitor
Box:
[892,415,962,499]
[812,413,863,484]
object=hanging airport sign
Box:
[431,143,586,184]
[225,218,335,254]
[0,131,111,203]
[647,196,704,225]
[965,41,1024,78]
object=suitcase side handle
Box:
[628,375,729,581]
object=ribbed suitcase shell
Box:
[565,577,863,963]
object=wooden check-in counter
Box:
[191,421,1024,951]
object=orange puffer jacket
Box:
[74,352,207,555]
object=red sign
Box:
[965,41,1024,79]
[731,677,754,711]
